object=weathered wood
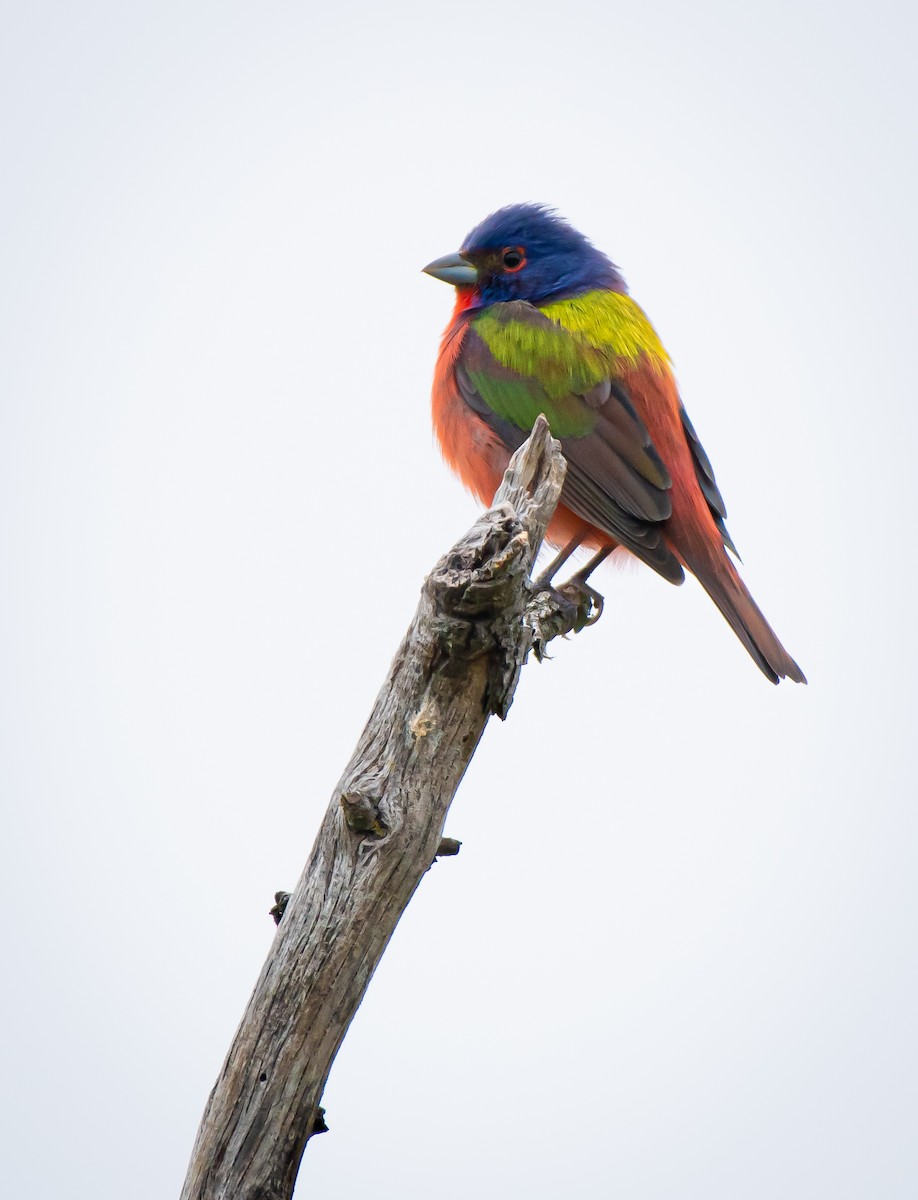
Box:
[181,418,568,1200]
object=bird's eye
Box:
[501,247,526,272]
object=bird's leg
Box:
[559,546,613,626]
[533,534,586,588]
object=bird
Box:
[422,203,805,684]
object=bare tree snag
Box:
[181,417,572,1200]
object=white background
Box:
[2,1,916,1196]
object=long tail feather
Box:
[682,546,806,684]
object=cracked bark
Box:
[181,417,576,1200]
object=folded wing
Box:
[457,302,685,583]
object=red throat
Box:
[451,287,478,316]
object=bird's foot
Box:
[563,569,606,627]
[526,576,605,661]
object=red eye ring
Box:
[501,246,526,273]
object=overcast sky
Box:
[2,1,916,1196]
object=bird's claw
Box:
[526,575,605,660]
[563,577,605,627]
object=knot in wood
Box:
[339,790,387,837]
[428,512,530,623]
[269,891,292,925]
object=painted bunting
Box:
[423,204,805,684]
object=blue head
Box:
[423,204,626,306]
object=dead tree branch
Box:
[181,417,574,1200]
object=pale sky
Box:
[2,1,916,1196]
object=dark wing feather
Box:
[679,404,740,558]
